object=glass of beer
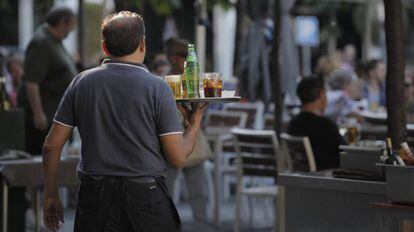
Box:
[203,73,222,98]
[345,118,361,145]
[165,75,182,99]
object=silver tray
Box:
[176,96,241,103]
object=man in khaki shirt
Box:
[164,37,213,226]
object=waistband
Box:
[81,175,156,184]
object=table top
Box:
[371,202,414,211]
[278,171,386,195]
[0,156,80,187]
[176,96,241,103]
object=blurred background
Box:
[3,0,414,103]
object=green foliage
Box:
[146,0,233,16]
[147,0,182,16]
[83,2,105,66]
[207,0,234,10]
[299,0,354,14]
[0,0,9,9]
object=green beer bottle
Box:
[184,44,200,98]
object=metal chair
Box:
[263,113,274,130]
[204,110,248,226]
[223,102,265,129]
[232,128,280,232]
[280,133,317,172]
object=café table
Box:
[358,110,387,125]
[358,111,414,131]
[0,156,79,232]
[371,202,414,232]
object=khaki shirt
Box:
[185,130,213,167]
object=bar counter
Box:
[278,171,391,232]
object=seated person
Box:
[150,53,171,76]
[288,76,346,170]
[325,69,359,123]
[5,56,24,108]
[363,59,386,111]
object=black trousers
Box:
[74,177,181,232]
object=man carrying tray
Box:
[42,11,207,231]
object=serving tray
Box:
[176,96,241,103]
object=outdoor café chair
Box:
[263,113,274,130]
[231,128,280,232]
[280,133,317,172]
[203,110,248,226]
[223,102,265,130]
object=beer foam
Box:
[165,75,181,82]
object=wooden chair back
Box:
[223,102,265,129]
[232,128,279,178]
[280,133,317,172]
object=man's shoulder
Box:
[27,27,52,50]
[141,72,166,84]
[34,25,51,40]
[77,65,168,87]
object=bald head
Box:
[101,11,145,57]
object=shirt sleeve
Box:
[156,83,183,136]
[53,76,79,128]
[23,40,50,84]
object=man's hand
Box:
[42,123,73,231]
[43,197,64,231]
[34,112,48,131]
[177,103,208,128]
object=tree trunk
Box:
[233,0,245,76]
[78,0,84,67]
[384,0,407,148]
[271,0,282,135]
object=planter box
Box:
[383,165,414,204]
[339,145,383,174]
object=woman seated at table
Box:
[363,59,386,112]
[325,69,361,124]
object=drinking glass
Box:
[165,75,182,99]
[203,73,222,98]
[345,118,361,145]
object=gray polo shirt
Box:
[54,59,183,178]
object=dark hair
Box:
[46,6,75,27]
[101,11,145,57]
[297,75,325,104]
[165,37,189,57]
[365,59,383,73]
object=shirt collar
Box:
[101,58,149,73]
[43,23,61,43]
